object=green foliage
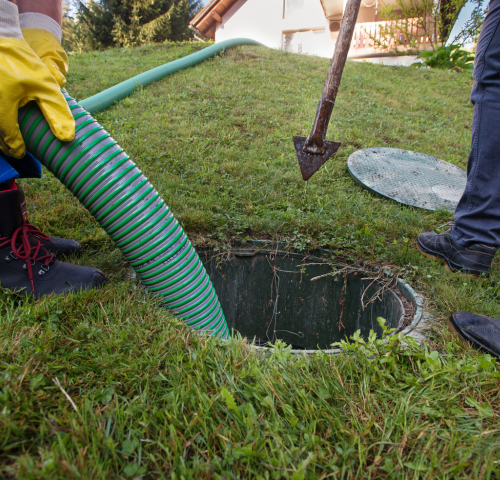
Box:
[412,44,475,71]
[1,292,499,478]
[369,0,480,54]
[61,1,78,53]
[68,0,202,52]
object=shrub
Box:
[412,44,475,71]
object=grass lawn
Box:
[1,42,500,478]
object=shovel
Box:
[294,0,362,181]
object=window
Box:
[282,29,327,54]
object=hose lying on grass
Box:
[80,38,262,114]
[19,91,229,339]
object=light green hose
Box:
[80,38,262,114]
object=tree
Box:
[61,0,77,52]
[367,0,484,55]
[440,0,466,41]
[450,0,488,47]
[74,0,202,50]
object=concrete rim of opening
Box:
[204,241,427,355]
[250,277,426,355]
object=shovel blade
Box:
[293,136,341,181]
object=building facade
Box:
[190,0,430,65]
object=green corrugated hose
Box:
[18,38,264,339]
[80,38,262,114]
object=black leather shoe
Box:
[417,230,496,277]
[448,311,500,358]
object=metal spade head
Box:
[293,136,341,181]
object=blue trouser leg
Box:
[453,0,500,247]
[0,155,20,186]
[0,151,43,189]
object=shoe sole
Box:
[416,244,480,280]
[447,315,499,358]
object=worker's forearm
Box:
[17,0,62,25]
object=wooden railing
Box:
[349,18,436,55]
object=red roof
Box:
[190,0,240,39]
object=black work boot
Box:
[417,229,496,278]
[0,182,105,298]
[448,311,500,359]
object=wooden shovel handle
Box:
[323,0,362,102]
[304,0,362,154]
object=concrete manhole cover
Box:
[347,148,467,211]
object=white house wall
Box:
[215,0,284,49]
[215,0,333,56]
[214,0,417,63]
[282,0,331,33]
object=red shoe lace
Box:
[0,224,55,293]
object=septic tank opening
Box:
[199,243,413,351]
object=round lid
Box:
[347,147,467,211]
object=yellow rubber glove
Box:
[0,37,75,159]
[22,28,69,88]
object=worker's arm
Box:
[18,0,68,88]
[0,0,74,158]
[18,0,63,25]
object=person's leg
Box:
[0,153,106,297]
[2,150,42,179]
[417,0,500,277]
[0,181,106,297]
[453,0,500,246]
[0,151,82,257]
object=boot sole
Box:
[416,244,480,280]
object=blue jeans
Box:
[453,0,500,247]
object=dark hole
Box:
[200,246,404,350]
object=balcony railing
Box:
[349,18,436,56]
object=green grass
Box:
[1,43,500,478]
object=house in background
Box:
[190,0,433,65]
